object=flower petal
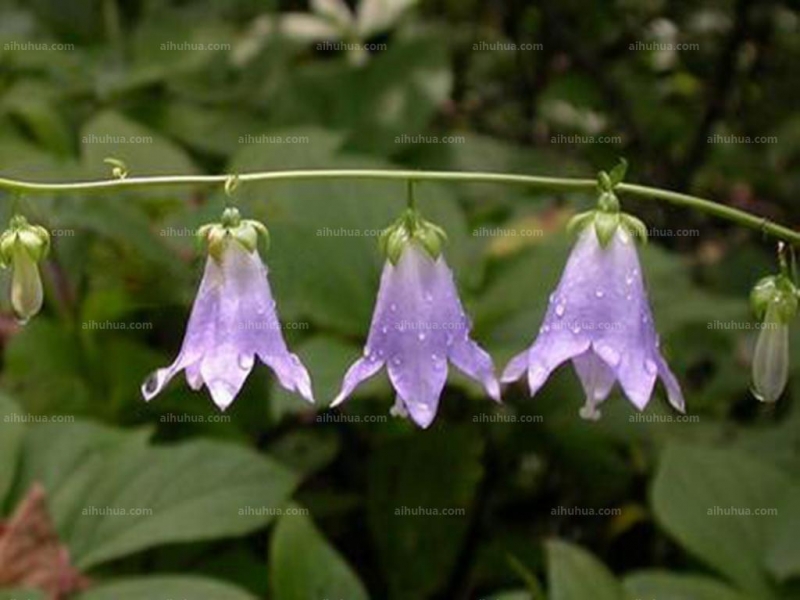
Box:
[331,356,384,407]
[449,338,501,401]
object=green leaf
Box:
[651,444,793,598]
[765,486,800,581]
[545,539,623,600]
[367,427,483,599]
[0,393,25,507]
[64,439,298,569]
[74,576,257,600]
[80,110,197,177]
[623,571,749,600]
[0,590,46,600]
[270,510,369,600]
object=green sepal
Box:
[0,215,50,266]
[379,208,448,264]
[608,158,628,187]
[621,214,648,244]
[566,210,596,237]
[594,211,620,247]
[751,275,798,323]
[198,208,270,262]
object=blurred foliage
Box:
[0,0,798,598]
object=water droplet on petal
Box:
[645,359,658,375]
[390,303,397,312]
[238,354,255,371]
[555,304,566,317]
[381,325,389,334]
[424,292,434,303]
[549,293,556,304]
[595,289,605,298]
[596,344,621,367]
[571,324,581,334]
[418,332,426,341]
[446,333,454,346]
[143,371,160,395]
[392,357,402,366]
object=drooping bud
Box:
[0,215,50,323]
[750,275,798,403]
[197,207,269,262]
[378,208,447,264]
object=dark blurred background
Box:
[0,1,798,599]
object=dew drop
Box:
[555,304,566,317]
[595,289,605,298]
[142,371,160,395]
[390,303,398,312]
[418,332,426,341]
[381,325,389,334]
[571,324,581,334]
[549,293,556,304]
[596,344,621,367]
[424,292,434,303]
[446,333,454,346]
[645,359,658,375]
[392,357,402,366]
[238,354,255,371]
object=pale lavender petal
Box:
[450,338,501,401]
[331,356,384,407]
[335,245,497,427]
[657,356,685,413]
[142,242,313,408]
[501,349,529,383]
[507,226,685,415]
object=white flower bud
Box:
[10,247,44,324]
[752,303,790,403]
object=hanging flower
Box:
[332,209,500,428]
[750,273,797,403]
[502,196,684,420]
[142,208,313,410]
[0,215,50,324]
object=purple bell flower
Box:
[502,225,684,420]
[142,209,313,410]
[333,211,500,428]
